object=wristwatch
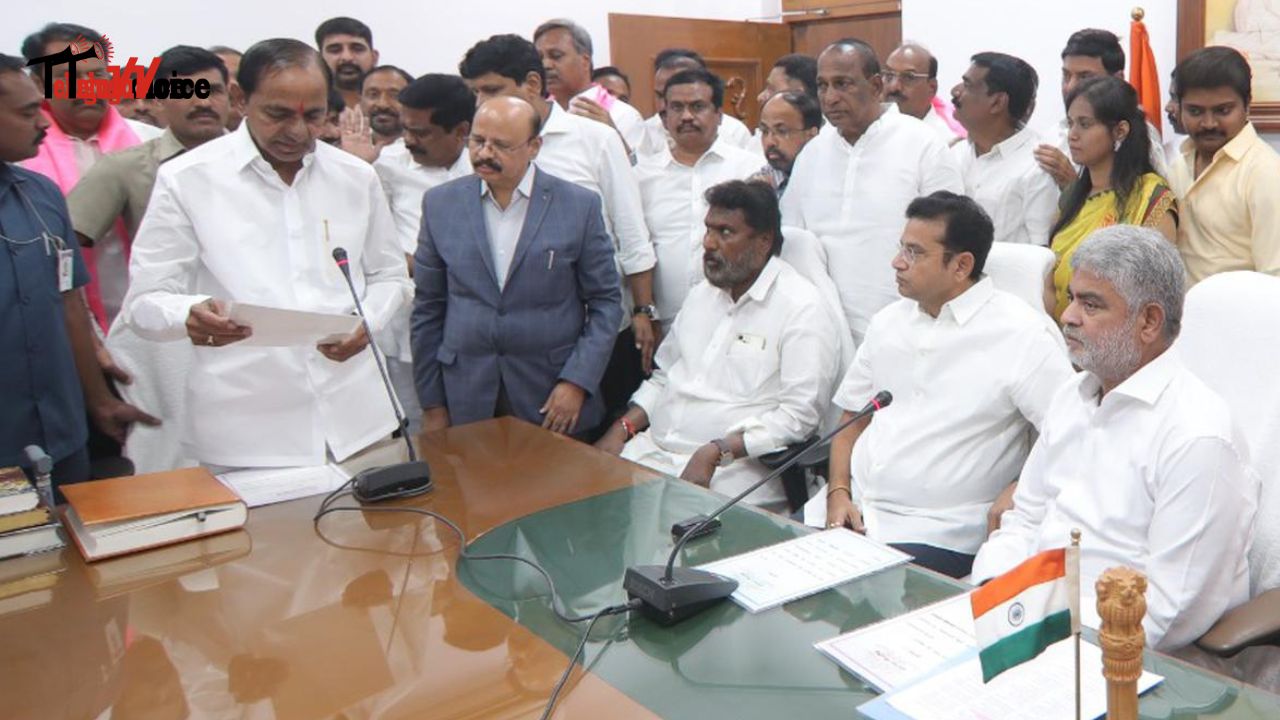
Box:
[633,304,658,321]
[711,438,735,467]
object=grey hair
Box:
[534,19,593,58]
[1070,225,1186,340]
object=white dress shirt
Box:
[834,278,1073,554]
[123,125,412,467]
[635,138,764,322]
[539,102,654,330]
[625,257,840,506]
[972,349,1257,650]
[952,126,1059,246]
[125,117,164,142]
[781,105,963,343]
[374,139,472,254]
[481,164,535,291]
[921,105,962,145]
[637,113,762,159]
[573,87,647,152]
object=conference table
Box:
[2,417,1277,719]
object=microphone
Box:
[623,390,892,625]
[331,247,433,502]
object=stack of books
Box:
[0,466,64,561]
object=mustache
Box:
[369,108,398,118]
[677,120,701,132]
[886,91,906,101]
[336,61,362,74]
[764,149,785,160]
[475,159,503,173]
[1193,129,1224,138]
[34,130,47,145]
[187,108,220,120]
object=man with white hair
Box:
[973,225,1257,651]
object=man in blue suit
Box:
[412,96,621,437]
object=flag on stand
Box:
[1130,16,1163,134]
[971,546,1080,682]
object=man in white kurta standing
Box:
[782,38,962,344]
[123,38,411,468]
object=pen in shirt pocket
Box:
[547,249,555,270]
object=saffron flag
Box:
[1130,18,1163,134]
[971,546,1080,682]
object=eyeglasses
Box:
[466,135,535,154]
[666,100,715,116]
[896,244,952,265]
[880,71,933,85]
[759,126,804,140]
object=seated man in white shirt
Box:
[950,52,1057,246]
[637,69,764,326]
[637,49,758,158]
[825,191,1073,578]
[596,180,840,511]
[123,38,412,470]
[973,225,1257,650]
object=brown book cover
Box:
[0,506,52,535]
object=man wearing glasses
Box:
[754,91,822,197]
[882,43,963,145]
[822,192,1071,578]
[411,96,621,439]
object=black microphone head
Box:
[872,390,892,410]
[332,247,348,263]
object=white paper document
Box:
[815,594,976,692]
[226,302,360,347]
[217,465,351,508]
[697,528,911,613]
[876,638,1163,720]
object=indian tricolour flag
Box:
[971,546,1080,682]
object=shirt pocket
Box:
[718,334,777,397]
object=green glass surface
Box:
[459,478,1280,719]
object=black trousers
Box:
[599,327,645,423]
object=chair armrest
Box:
[758,436,818,470]
[1195,588,1280,657]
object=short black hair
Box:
[654,48,704,72]
[1173,45,1252,106]
[0,53,29,75]
[207,45,241,58]
[398,73,476,130]
[769,91,823,130]
[315,17,373,49]
[327,86,345,114]
[459,34,546,95]
[970,52,1038,122]
[905,191,994,279]
[664,68,724,108]
[359,64,413,93]
[592,65,629,88]
[705,180,784,256]
[238,38,326,98]
[157,45,229,85]
[773,53,818,96]
[21,22,104,64]
[823,38,881,79]
[1061,29,1125,74]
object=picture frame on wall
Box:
[1178,0,1280,131]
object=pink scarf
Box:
[931,96,968,139]
[22,103,141,330]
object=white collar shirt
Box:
[952,125,1059,246]
[921,105,962,145]
[480,164,535,291]
[539,102,653,330]
[781,105,963,343]
[630,257,841,496]
[972,349,1257,650]
[572,86,647,152]
[635,137,765,322]
[374,139,472,254]
[835,278,1073,554]
[122,124,412,467]
[638,113,763,159]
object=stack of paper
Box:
[217,465,351,508]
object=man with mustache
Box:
[782,38,962,345]
[596,180,839,511]
[882,43,962,145]
[1167,46,1280,284]
[359,65,411,147]
[636,49,758,158]
[949,52,1057,245]
[0,54,157,497]
[411,96,621,438]
[974,226,1255,651]
[534,18,645,154]
[122,39,411,471]
[753,90,821,197]
[821,191,1072,577]
[314,16,378,110]
[65,45,230,473]
[636,69,763,327]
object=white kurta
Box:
[952,126,1059,246]
[972,349,1257,650]
[123,125,412,467]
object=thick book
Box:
[0,466,38,516]
[0,505,52,535]
[0,520,64,561]
[61,467,247,562]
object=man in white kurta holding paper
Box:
[123,39,411,468]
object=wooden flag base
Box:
[1096,567,1148,720]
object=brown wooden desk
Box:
[1,418,662,719]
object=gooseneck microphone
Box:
[332,247,432,502]
[623,390,893,625]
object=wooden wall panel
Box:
[789,11,902,61]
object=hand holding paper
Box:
[186,298,251,347]
[222,302,361,348]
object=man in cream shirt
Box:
[123,39,411,468]
[824,192,1072,577]
[974,226,1256,650]
[782,38,962,344]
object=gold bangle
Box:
[827,485,852,499]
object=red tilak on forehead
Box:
[298,101,305,115]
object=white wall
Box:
[3,1,783,77]
[903,0,1181,143]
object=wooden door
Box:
[608,13,791,128]
[786,1,902,62]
